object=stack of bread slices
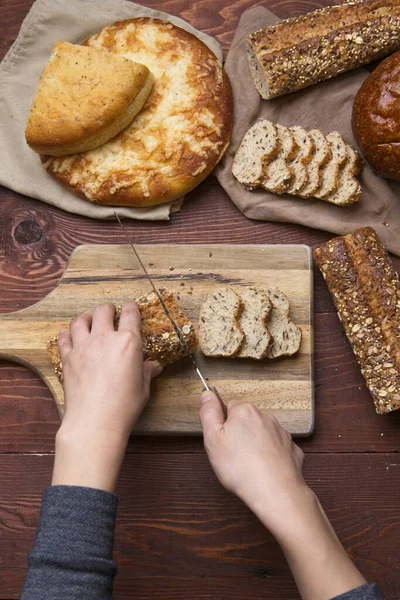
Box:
[199,287,301,360]
[232,119,363,206]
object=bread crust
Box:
[314,227,400,414]
[352,51,400,182]
[247,0,400,99]
[43,18,233,207]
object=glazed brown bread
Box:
[247,0,400,99]
[26,41,153,156]
[314,227,400,414]
[43,18,233,207]
[352,51,400,182]
[47,290,198,382]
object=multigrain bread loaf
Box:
[47,290,198,381]
[26,41,154,156]
[352,51,400,182]
[43,18,233,207]
[247,0,400,99]
[266,289,302,358]
[314,227,400,414]
[238,288,272,359]
[199,288,244,357]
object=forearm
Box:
[253,487,369,600]
[21,486,118,600]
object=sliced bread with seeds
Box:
[232,120,279,189]
[324,145,363,206]
[286,126,314,194]
[266,288,302,358]
[260,124,297,194]
[238,287,273,359]
[297,129,331,198]
[314,131,347,200]
[199,287,244,357]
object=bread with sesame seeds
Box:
[313,227,400,414]
[246,0,400,99]
[46,290,198,382]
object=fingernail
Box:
[200,391,215,404]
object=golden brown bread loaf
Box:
[47,290,198,382]
[26,41,154,156]
[43,18,233,207]
[352,51,400,182]
[314,227,400,414]
[247,0,400,99]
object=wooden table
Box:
[1,1,399,598]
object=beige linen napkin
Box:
[215,7,400,256]
[0,0,222,221]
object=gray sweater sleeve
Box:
[20,485,383,600]
[20,485,118,600]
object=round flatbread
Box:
[43,18,233,207]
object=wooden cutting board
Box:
[0,244,314,436]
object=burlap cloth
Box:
[215,7,400,256]
[0,0,222,221]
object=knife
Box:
[114,212,227,418]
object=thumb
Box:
[199,391,225,436]
[143,360,163,385]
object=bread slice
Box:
[324,146,363,206]
[286,126,314,194]
[261,125,298,194]
[199,288,244,357]
[26,41,154,156]
[298,129,331,198]
[237,288,273,359]
[232,120,279,189]
[266,288,302,358]
[46,290,197,381]
[314,131,347,200]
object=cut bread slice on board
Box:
[298,129,331,198]
[286,126,314,194]
[199,287,244,357]
[261,124,297,194]
[238,288,273,359]
[314,131,347,200]
[324,146,363,206]
[266,288,302,358]
[232,120,279,189]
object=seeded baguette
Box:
[47,290,198,382]
[247,0,400,99]
[313,227,400,414]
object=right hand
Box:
[199,391,310,536]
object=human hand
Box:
[199,392,309,538]
[52,301,162,492]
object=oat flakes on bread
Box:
[266,288,302,359]
[43,19,233,207]
[199,288,244,357]
[47,290,197,382]
[238,288,273,359]
[26,41,154,156]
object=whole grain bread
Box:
[238,287,273,359]
[298,129,331,198]
[266,288,302,358]
[261,124,297,194]
[314,227,400,414]
[324,145,363,206]
[199,287,244,357]
[232,120,278,189]
[246,0,400,99]
[47,290,198,382]
[314,131,347,200]
[286,126,314,194]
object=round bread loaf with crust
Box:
[352,52,400,182]
[42,18,233,207]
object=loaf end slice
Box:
[199,287,244,357]
[238,287,273,359]
[232,120,279,189]
[266,288,302,358]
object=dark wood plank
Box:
[0,453,398,599]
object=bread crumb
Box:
[209,252,213,257]
[383,222,389,227]
[169,266,174,271]
[381,433,384,436]
[338,434,341,438]
[149,263,154,267]
[180,282,185,286]
[188,268,192,272]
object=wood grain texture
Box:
[0,243,314,435]
[0,453,399,599]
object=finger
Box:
[118,301,142,335]
[199,391,225,436]
[70,311,92,344]
[226,399,244,414]
[91,303,116,334]
[143,360,163,385]
[58,329,72,361]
